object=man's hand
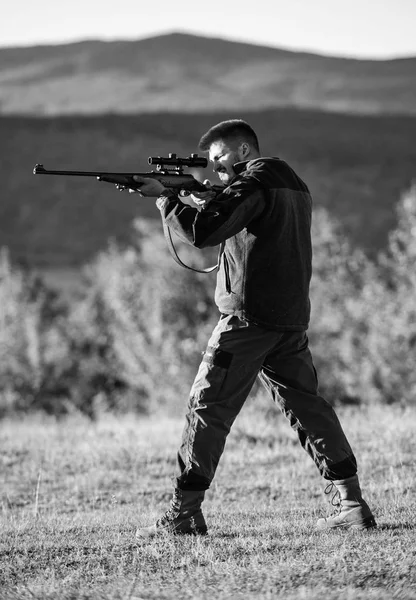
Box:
[189,180,216,210]
[129,176,168,197]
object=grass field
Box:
[1,399,415,599]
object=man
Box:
[132,119,376,537]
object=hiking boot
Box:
[316,474,376,531]
[136,488,207,539]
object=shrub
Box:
[2,186,416,417]
[308,208,377,404]
[67,218,219,414]
[360,185,416,404]
[309,187,416,406]
[0,249,72,416]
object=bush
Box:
[308,208,378,403]
[63,218,219,415]
[309,187,416,405]
[1,187,416,417]
[0,249,72,416]
[359,185,416,404]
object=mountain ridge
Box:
[1,32,415,115]
[2,31,415,62]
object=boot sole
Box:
[136,529,208,540]
[317,515,377,531]
[174,527,208,536]
[350,516,377,530]
[136,524,208,539]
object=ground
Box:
[1,400,415,599]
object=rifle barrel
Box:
[33,164,137,177]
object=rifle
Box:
[33,153,223,195]
[33,153,222,273]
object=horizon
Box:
[1,0,416,60]
[1,29,416,62]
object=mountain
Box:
[0,32,415,115]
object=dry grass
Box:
[1,399,415,599]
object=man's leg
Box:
[136,315,282,538]
[259,330,376,530]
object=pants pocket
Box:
[191,345,233,399]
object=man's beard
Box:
[218,152,239,184]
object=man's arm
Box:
[129,170,267,248]
[160,176,266,248]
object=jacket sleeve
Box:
[161,173,267,248]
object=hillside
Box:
[0,33,415,115]
[1,109,416,267]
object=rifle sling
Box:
[162,219,219,274]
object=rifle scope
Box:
[148,153,208,168]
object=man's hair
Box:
[198,119,260,153]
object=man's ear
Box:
[239,142,250,159]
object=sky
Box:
[1,0,416,59]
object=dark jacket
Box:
[161,157,312,331]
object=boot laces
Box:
[324,482,341,515]
[157,489,182,527]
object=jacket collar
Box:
[232,160,249,176]
[233,157,280,177]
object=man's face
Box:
[208,139,245,185]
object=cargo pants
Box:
[176,314,357,491]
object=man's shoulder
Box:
[245,157,309,194]
[234,156,282,173]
